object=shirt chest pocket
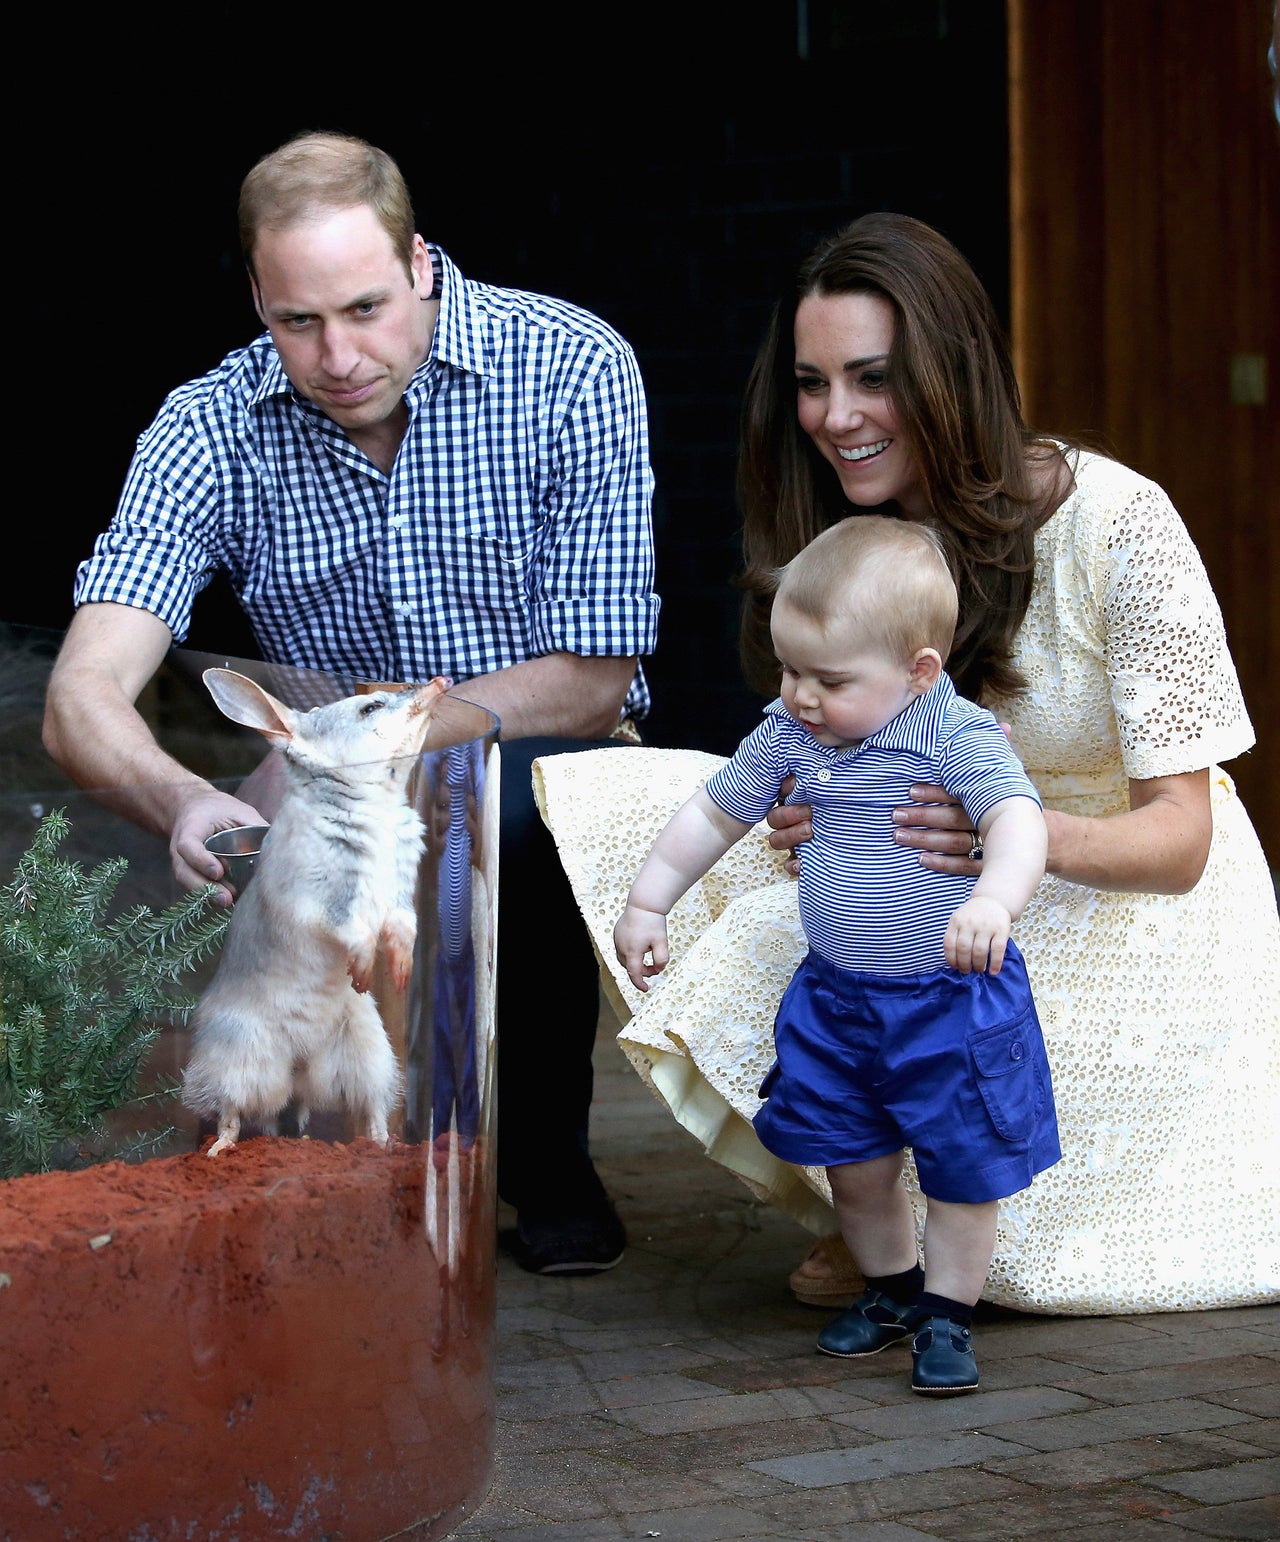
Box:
[440,486,545,591]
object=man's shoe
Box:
[816,1288,916,1358]
[911,1315,979,1395]
[508,1202,626,1276]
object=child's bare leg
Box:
[817,1153,924,1360]
[909,1196,998,1397]
[827,1152,917,1276]
[920,1198,997,1305]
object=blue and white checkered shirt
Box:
[705,675,1042,973]
[74,247,660,720]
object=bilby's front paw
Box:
[381,910,418,992]
[347,934,378,994]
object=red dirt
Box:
[0,1134,495,1542]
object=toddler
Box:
[614,515,1059,1395]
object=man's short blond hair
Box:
[238,131,417,283]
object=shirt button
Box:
[399,603,413,616]
[816,768,832,782]
[1010,1042,1024,1062]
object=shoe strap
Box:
[913,1314,971,1344]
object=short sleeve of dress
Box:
[1074,458,1255,779]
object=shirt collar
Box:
[419,245,487,379]
[869,672,957,753]
[247,349,293,409]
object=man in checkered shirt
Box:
[43,131,659,1276]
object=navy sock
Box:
[865,1263,925,1307]
[914,1291,974,1327]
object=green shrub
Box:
[0,808,229,1177]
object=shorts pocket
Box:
[969,1011,1045,1142]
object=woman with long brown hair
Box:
[534,212,1279,1320]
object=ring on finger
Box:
[967,831,984,861]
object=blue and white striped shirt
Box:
[705,675,1041,973]
[74,248,660,720]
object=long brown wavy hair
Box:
[736,212,1073,705]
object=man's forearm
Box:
[44,678,215,838]
[43,604,214,840]
[448,652,637,740]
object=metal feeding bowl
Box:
[203,824,271,894]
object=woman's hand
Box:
[765,775,809,876]
[766,777,986,878]
[892,783,986,875]
[892,771,1212,892]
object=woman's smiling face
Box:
[793,290,929,520]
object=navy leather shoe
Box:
[911,1315,979,1395]
[506,1201,626,1276]
[816,1288,916,1358]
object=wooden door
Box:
[1008,0,1279,867]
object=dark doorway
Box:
[20,2,1008,757]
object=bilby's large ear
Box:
[202,668,297,746]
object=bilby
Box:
[182,667,450,1156]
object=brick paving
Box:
[444,1005,1280,1542]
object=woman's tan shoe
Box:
[789,1232,864,1308]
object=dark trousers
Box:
[494,736,629,1217]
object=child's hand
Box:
[945,896,1014,974]
[614,905,670,992]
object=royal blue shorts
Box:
[752,944,1060,1204]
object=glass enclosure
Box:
[0,623,499,1541]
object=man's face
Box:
[251,204,435,432]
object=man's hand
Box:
[172,788,270,906]
[944,895,1013,974]
[614,904,670,992]
[43,603,274,906]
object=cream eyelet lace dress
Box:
[533,452,1280,1315]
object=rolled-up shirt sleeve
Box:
[72,409,231,644]
[526,339,659,665]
